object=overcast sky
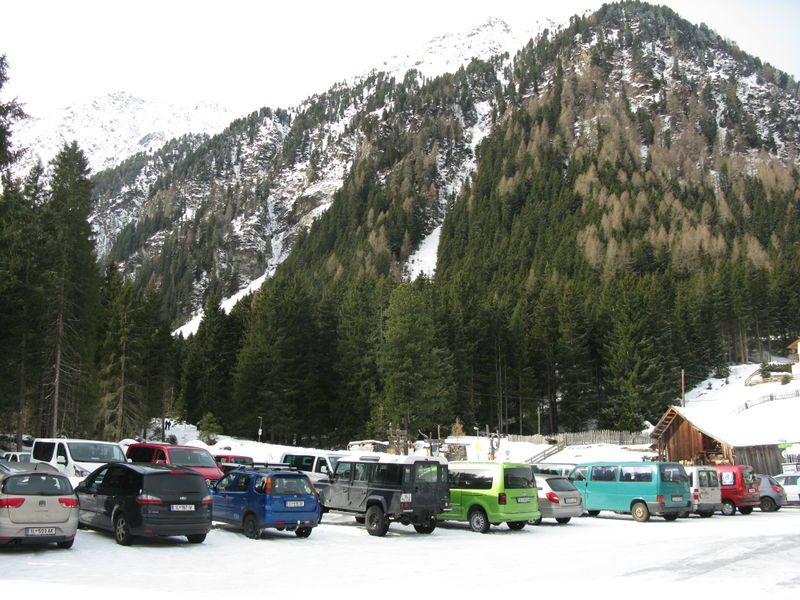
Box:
[3,0,799,118]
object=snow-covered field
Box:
[3,506,798,597]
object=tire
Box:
[114,513,133,546]
[631,501,650,522]
[738,505,753,515]
[587,510,600,517]
[555,517,571,524]
[365,505,389,537]
[187,534,206,544]
[468,508,490,533]
[663,514,679,521]
[295,527,312,538]
[243,513,261,539]
[721,500,736,516]
[529,517,543,526]
[760,497,777,512]
[413,516,436,534]
[57,538,74,549]
[507,521,526,531]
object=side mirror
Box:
[57,456,67,466]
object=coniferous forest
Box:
[2,3,800,449]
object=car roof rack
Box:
[245,463,300,473]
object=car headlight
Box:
[74,464,90,477]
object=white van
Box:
[684,465,723,517]
[280,450,347,480]
[31,438,127,478]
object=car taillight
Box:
[772,486,782,494]
[0,498,25,508]
[498,493,507,505]
[692,490,699,501]
[136,493,161,504]
[59,497,79,508]
[201,495,212,504]
[264,477,272,495]
[545,492,560,504]
[656,495,665,506]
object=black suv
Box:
[75,463,212,545]
[316,456,449,536]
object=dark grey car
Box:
[756,474,787,512]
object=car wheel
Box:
[507,521,526,531]
[529,517,543,525]
[365,505,389,537]
[295,527,312,538]
[57,538,74,549]
[663,514,679,521]
[631,501,650,522]
[186,534,206,544]
[721,500,736,516]
[738,505,753,515]
[555,517,571,524]
[468,508,490,533]
[243,514,261,539]
[114,513,133,546]
[759,497,777,512]
[413,516,436,534]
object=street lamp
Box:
[258,416,263,443]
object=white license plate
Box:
[671,496,683,502]
[171,504,195,512]
[516,497,531,503]
[26,527,56,536]
[564,497,578,504]
[285,500,304,508]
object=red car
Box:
[214,454,254,473]
[714,465,759,515]
[126,443,224,486]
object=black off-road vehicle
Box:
[315,455,449,536]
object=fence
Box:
[508,429,653,446]
[736,389,800,414]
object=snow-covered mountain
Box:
[38,7,800,330]
[12,91,235,174]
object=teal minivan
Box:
[569,462,690,522]
[438,462,540,532]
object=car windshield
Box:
[271,475,313,495]
[659,464,688,483]
[67,442,126,463]
[545,477,578,492]
[168,448,218,468]
[3,473,73,495]
[742,468,756,484]
[504,467,536,489]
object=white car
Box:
[2,452,31,463]
[773,474,799,505]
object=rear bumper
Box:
[692,502,723,514]
[539,503,584,519]
[0,533,75,546]
[133,519,211,537]
[646,502,687,516]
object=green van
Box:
[438,462,540,532]
[569,462,690,522]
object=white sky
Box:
[3,0,799,118]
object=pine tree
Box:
[38,142,100,436]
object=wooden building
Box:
[651,404,793,475]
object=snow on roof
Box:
[667,362,800,447]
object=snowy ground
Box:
[2,507,798,597]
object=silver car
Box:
[530,474,583,524]
[0,468,79,548]
[757,474,787,512]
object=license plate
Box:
[516,497,531,503]
[171,504,195,512]
[26,527,56,536]
[671,496,683,502]
[564,497,578,504]
[285,500,304,508]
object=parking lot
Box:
[2,508,798,598]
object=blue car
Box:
[210,467,320,538]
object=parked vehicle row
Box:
[4,435,795,549]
